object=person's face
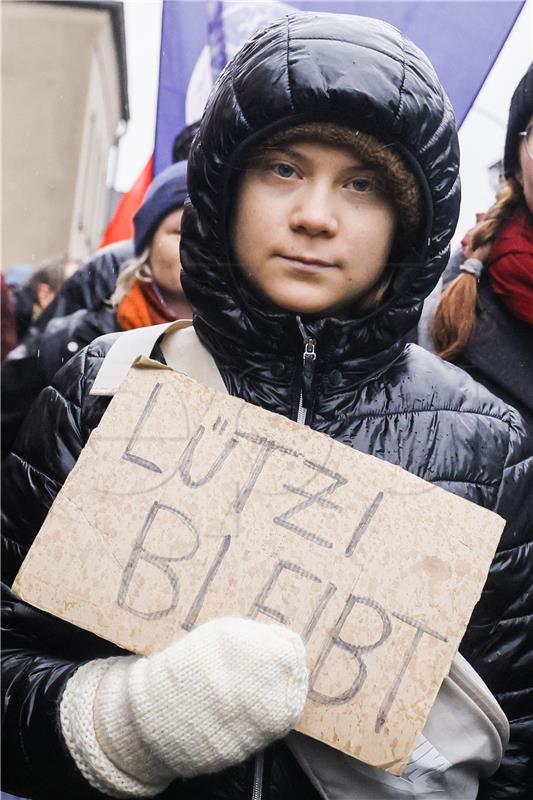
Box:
[36,260,80,309]
[35,282,55,309]
[232,140,397,316]
[149,207,184,298]
[517,115,533,214]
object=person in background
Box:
[9,256,81,341]
[432,64,533,432]
[21,122,200,339]
[1,276,18,361]
[32,241,134,332]
[171,119,200,164]
[3,265,35,287]
[28,257,81,312]
[1,162,190,459]
[1,121,200,458]
[111,161,191,329]
[2,13,532,800]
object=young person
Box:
[433,64,533,432]
[2,12,532,800]
[112,160,192,328]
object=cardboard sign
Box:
[12,362,504,774]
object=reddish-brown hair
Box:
[432,177,523,361]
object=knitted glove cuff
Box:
[60,658,169,798]
[94,657,178,786]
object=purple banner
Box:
[207,0,228,82]
[155,0,524,174]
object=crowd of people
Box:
[1,11,531,800]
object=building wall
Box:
[68,10,122,258]
[2,2,124,269]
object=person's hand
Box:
[60,618,308,797]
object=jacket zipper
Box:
[251,752,264,800]
[296,316,317,426]
[252,319,314,798]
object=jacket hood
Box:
[181,12,460,368]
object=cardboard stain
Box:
[12,364,504,774]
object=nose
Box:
[289,182,339,237]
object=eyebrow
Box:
[261,145,376,174]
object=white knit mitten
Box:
[60,618,308,798]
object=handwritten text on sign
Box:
[12,364,503,774]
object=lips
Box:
[279,254,338,269]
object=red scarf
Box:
[488,207,533,324]
[117,279,178,331]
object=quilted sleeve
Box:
[463,408,533,799]
[2,343,111,584]
[1,342,121,799]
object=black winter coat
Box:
[1,241,132,459]
[2,12,532,800]
[442,249,533,433]
[35,240,133,330]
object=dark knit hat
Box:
[504,63,533,178]
[133,160,188,255]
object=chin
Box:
[275,300,330,316]
[267,289,331,316]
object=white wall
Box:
[114,0,162,193]
[69,14,122,257]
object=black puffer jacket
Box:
[2,12,532,800]
[35,240,133,330]
[1,241,132,459]
[1,305,117,460]
[441,249,533,434]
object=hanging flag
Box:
[154,0,524,175]
[207,0,227,82]
[98,154,154,250]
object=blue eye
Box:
[350,178,372,192]
[274,163,295,178]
